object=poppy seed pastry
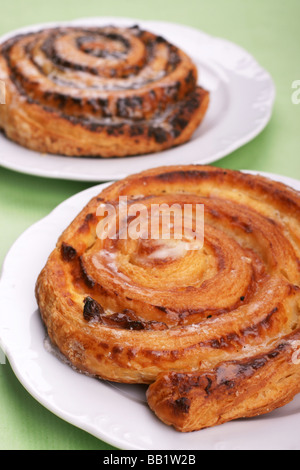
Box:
[0,25,209,157]
[35,165,300,431]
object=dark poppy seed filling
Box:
[83,296,104,321]
[61,243,77,261]
[82,298,168,331]
[0,24,209,156]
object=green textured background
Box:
[0,0,299,450]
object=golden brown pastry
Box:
[35,165,300,431]
[0,25,209,157]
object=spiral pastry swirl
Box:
[36,165,300,431]
[0,25,209,157]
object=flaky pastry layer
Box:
[0,25,209,157]
[36,165,300,431]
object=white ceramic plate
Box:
[0,170,300,450]
[0,17,275,182]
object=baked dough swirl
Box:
[35,165,300,432]
[0,25,209,157]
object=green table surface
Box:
[0,0,299,450]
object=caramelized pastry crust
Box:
[0,25,209,157]
[35,165,300,431]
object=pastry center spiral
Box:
[55,165,298,337]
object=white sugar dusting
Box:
[148,239,202,261]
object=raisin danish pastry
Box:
[0,25,209,157]
[35,165,300,432]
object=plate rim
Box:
[0,16,276,182]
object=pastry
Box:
[0,25,209,157]
[35,165,300,431]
